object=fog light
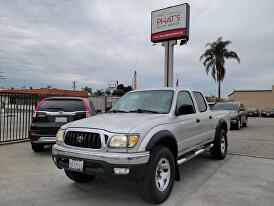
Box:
[114,168,129,175]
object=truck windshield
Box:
[110,90,174,114]
[213,103,239,111]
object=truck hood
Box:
[62,113,167,133]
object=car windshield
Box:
[110,90,174,114]
[248,108,257,112]
[263,108,274,112]
[38,99,85,112]
[213,103,239,111]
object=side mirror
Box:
[105,105,112,112]
[96,109,102,113]
[176,104,195,116]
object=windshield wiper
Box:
[129,109,160,114]
[109,109,128,113]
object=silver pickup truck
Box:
[52,88,230,204]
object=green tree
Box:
[82,86,92,93]
[112,84,132,96]
[94,89,104,96]
[200,37,240,99]
[112,89,124,96]
[104,89,111,96]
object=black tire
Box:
[242,118,248,127]
[31,143,45,152]
[235,118,241,130]
[136,145,175,204]
[64,169,96,183]
[210,129,228,160]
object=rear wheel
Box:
[242,118,248,127]
[64,169,96,183]
[211,129,227,160]
[31,143,45,152]
[136,145,175,204]
[235,118,241,130]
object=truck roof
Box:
[130,87,194,93]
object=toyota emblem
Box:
[77,136,84,143]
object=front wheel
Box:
[210,129,228,160]
[64,169,96,183]
[136,146,175,204]
[31,143,45,152]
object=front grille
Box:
[64,131,101,149]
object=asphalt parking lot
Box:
[0,118,274,206]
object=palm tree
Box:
[200,37,240,99]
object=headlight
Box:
[230,112,238,117]
[56,130,65,144]
[109,134,139,148]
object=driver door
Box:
[173,91,201,155]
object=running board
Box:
[177,143,214,165]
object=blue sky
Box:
[0,0,274,97]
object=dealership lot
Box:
[0,118,274,206]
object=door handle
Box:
[209,115,212,119]
[196,118,200,123]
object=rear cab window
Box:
[38,99,85,112]
[176,91,196,114]
[193,92,207,112]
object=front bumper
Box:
[52,144,150,179]
[261,113,274,117]
[230,118,237,124]
[30,136,56,144]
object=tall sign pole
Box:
[151,3,190,87]
[162,40,177,87]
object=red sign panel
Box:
[151,28,187,42]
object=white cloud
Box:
[0,0,274,97]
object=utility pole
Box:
[0,69,5,80]
[72,81,77,90]
[133,70,137,89]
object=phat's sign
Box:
[151,4,190,43]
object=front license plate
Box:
[55,117,67,123]
[69,159,84,172]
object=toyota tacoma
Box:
[52,88,230,204]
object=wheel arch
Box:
[215,119,228,138]
[145,130,180,181]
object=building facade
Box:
[228,85,274,110]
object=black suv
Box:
[213,102,248,130]
[29,97,96,152]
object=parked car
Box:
[261,108,274,117]
[247,108,260,117]
[52,88,230,204]
[29,97,96,152]
[208,102,216,110]
[213,102,248,130]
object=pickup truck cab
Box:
[52,88,230,204]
